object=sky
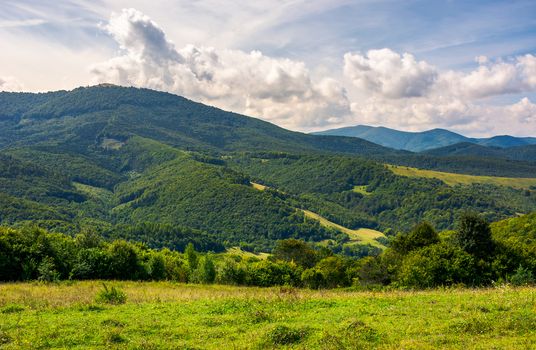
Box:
[1,0,535,136]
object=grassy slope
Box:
[251,181,386,248]
[226,247,270,260]
[302,209,386,249]
[387,164,536,189]
[0,281,534,349]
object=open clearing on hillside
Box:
[353,185,372,196]
[250,182,386,249]
[302,209,386,249]
[0,281,534,349]
[226,247,270,260]
[250,182,269,191]
[387,164,536,189]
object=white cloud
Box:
[343,49,438,99]
[0,18,47,28]
[91,8,350,129]
[0,76,23,91]
[343,48,536,136]
[454,55,536,98]
[508,97,536,124]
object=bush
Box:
[510,265,535,286]
[190,255,216,284]
[397,243,475,288]
[37,257,60,282]
[265,325,309,345]
[95,284,127,305]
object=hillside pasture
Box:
[387,164,536,190]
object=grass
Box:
[302,210,386,249]
[353,185,372,196]
[387,164,536,190]
[226,247,270,260]
[0,281,534,349]
[100,138,125,150]
[73,182,116,205]
[250,182,268,191]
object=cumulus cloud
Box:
[343,48,536,135]
[453,55,536,99]
[0,77,23,91]
[343,49,438,99]
[89,8,536,135]
[91,8,350,129]
[508,97,536,123]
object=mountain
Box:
[424,142,536,162]
[313,125,467,152]
[0,86,401,157]
[478,135,536,148]
[1,85,536,252]
[313,125,536,152]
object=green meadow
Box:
[387,165,536,190]
[0,281,534,349]
[302,209,386,249]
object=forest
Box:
[1,212,534,289]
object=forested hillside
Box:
[1,85,536,253]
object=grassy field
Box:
[251,182,269,191]
[353,185,372,196]
[387,165,536,190]
[0,281,534,349]
[302,210,386,249]
[226,247,270,260]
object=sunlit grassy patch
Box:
[302,209,386,249]
[353,185,372,196]
[387,164,536,189]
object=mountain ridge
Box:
[313,124,536,152]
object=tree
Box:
[107,240,142,279]
[191,255,216,284]
[397,243,475,288]
[391,222,439,255]
[185,243,198,270]
[272,239,317,268]
[301,256,348,289]
[453,213,494,260]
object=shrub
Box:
[104,329,126,344]
[37,257,60,282]
[190,255,216,284]
[95,284,127,305]
[265,325,309,345]
[1,304,25,314]
[397,243,475,288]
[510,265,535,286]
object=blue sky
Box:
[1,0,535,136]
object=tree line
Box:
[0,212,533,288]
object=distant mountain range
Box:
[313,125,536,152]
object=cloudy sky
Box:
[1,0,535,136]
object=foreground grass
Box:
[0,282,534,349]
[387,164,536,190]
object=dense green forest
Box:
[1,85,536,258]
[0,212,533,289]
